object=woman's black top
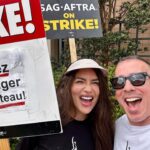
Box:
[16,120,95,150]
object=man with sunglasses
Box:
[111,55,150,150]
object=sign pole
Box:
[69,38,77,63]
[0,139,10,150]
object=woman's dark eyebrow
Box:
[74,77,85,80]
[75,77,99,81]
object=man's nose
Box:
[123,79,135,92]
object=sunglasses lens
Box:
[130,73,146,86]
[111,73,147,90]
[111,77,125,89]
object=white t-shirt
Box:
[114,114,150,150]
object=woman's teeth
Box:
[81,96,93,101]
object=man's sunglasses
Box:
[110,72,150,90]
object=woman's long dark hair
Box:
[56,69,114,150]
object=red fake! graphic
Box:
[0,0,45,44]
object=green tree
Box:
[122,0,150,29]
[75,0,150,67]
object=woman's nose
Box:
[84,84,92,92]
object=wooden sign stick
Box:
[0,139,10,150]
[69,38,77,62]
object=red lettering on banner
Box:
[0,0,45,44]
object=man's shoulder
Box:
[115,114,128,126]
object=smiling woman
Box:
[70,68,100,121]
[16,58,114,150]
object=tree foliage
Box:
[121,0,150,29]
[75,0,150,67]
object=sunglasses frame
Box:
[111,72,150,90]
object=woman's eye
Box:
[74,79,84,84]
[92,81,99,85]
